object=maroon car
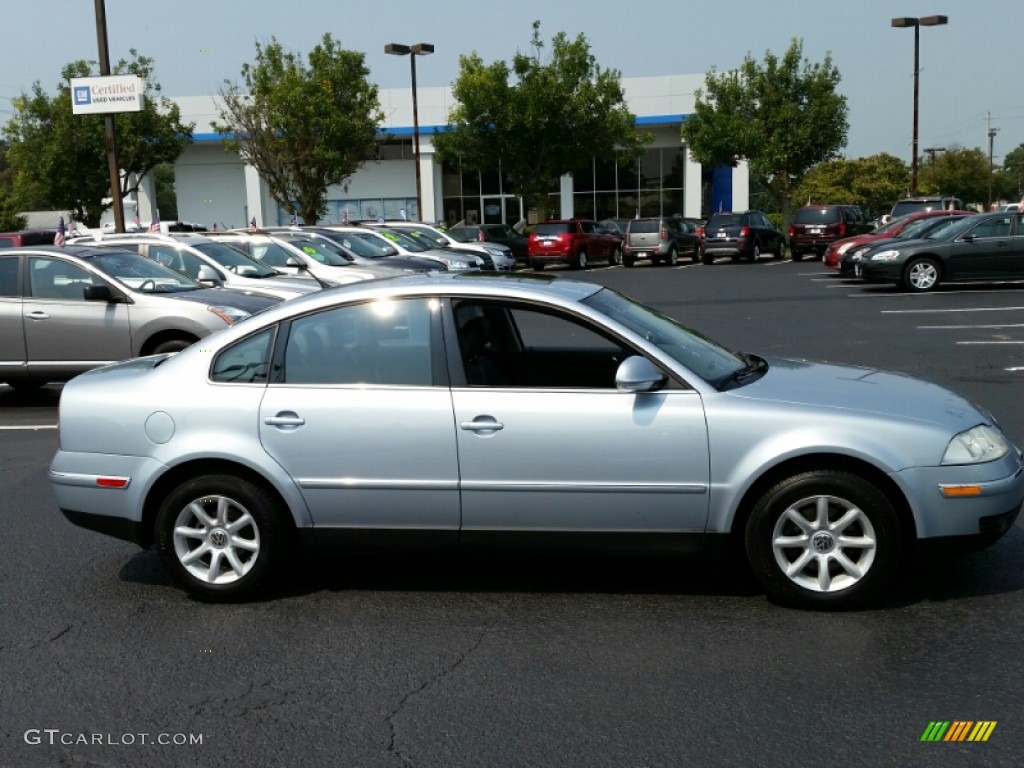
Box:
[527,219,622,270]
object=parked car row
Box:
[831,210,1024,292]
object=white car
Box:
[374,221,517,271]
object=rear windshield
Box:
[706,214,744,229]
[794,208,841,224]
[891,200,958,218]
[628,220,659,234]
[533,223,572,235]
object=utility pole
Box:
[986,112,999,210]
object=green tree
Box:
[216,34,384,225]
[432,21,651,218]
[0,140,27,231]
[995,143,1023,202]
[3,51,193,227]
[682,39,848,228]
[153,163,178,220]
[920,146,990,208]
[794,154,909,218]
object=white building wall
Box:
[175,144,246,229]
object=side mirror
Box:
[960,234,975,242]
[83,284,123,303]
[615,356,667,393]
[196,265,224,285]
[285,256,307,270]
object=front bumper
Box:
[856,260,904,282]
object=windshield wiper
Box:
[716,353,768,391]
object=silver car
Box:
[1,245,278,389]
[51,274,1023,608]
[76,234,322,300]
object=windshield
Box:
[347,232,399,257]
[286,239,350,266]
[84,251,201,292]
[446,228,476,243]
[581,287,746,385]
[401,227,449,248]
[374,228,427,252]
[193,241,278,277]
[925,216,977,240]
[873,215,912,235]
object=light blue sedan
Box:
[50,273,1024,609]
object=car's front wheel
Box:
[902,257,941,292]
[666,247,678,266]
[155,475,293,601]
[573,249,588,270]
[609,245,622,266]
[744,470,901,610]
[774,241,785,260]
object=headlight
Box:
[443,259,472,270]
[869,249,901,262]
[942,425,1010,465]
[207,305,251,325]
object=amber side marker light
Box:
[939,485,982,498]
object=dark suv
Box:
[526,219,621,270]
[890,196,963,221]
[623,217,701,266]
[788,204,872,261]
[700,211,785,264]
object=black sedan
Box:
[838,214,973,276]
[856,211,1023,292]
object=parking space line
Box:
[881,306,1024,314]
[918,323,1024,329]
[0,425,57,430]
[955,341,1024,345]
[1007,366,1024,371]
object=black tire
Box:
[530,260,545,271]
[666,248,678,266]
[609,245,622,266]
[902,257,941,293]
[152,338,196,355]
[623,255,636,268]
[792,251,804,262]
[701,251,714,265]
[744,470,902,610]
[572,249,588,270]
[774,241,785,260]
[750,244,761,263]
[155,474,294,602]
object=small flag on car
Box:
[149,211,161,233]
[134,210,141,229]
[54,216,66,247]
[249,216,258,232]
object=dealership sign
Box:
[70,75,144,115]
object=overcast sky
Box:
[2,0,1021,162]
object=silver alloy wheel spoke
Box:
[771,493,878,593]
[173,494,261,585]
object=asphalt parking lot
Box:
[2,258,1022,768]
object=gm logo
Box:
[73,86,91,105]
[921,721,997,742]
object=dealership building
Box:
[145,74,750,229]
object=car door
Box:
[946,215,1015,279]
[22,255,132,376]
[258,297,461,530]
[0,254,25,379]
[448,299,710,544]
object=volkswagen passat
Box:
[51,273,1023,609]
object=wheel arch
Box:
[140,329,202,357]
[140,458,298,548]
[727,452,917,552]
[903,252,946,278]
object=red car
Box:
[823,209,975,269]
[527,219,622,270]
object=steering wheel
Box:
[138,279,156,292]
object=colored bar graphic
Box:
[921,721,996,742]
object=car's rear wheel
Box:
[792,251,804,262]
[573,249,588,270]
[667,247,678,266]
[609,245,622,266]
[623,255,636,268]
[751,244,761,263]
[530,260,545,271]
[774,241,785,260]
[701,251,714,265]
[902,258,941,292]
[744,470,901,610]
[155,475,293,602]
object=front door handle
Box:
[27,311,50,320]
[460,417,504,432]
[264,412,305,429]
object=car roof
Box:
[8,244,138,259]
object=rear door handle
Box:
[264,412,305,429]
[460,417,504,432]
[27,311,50,320]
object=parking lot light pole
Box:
[891,15,948,196]
[385,43,434,222]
